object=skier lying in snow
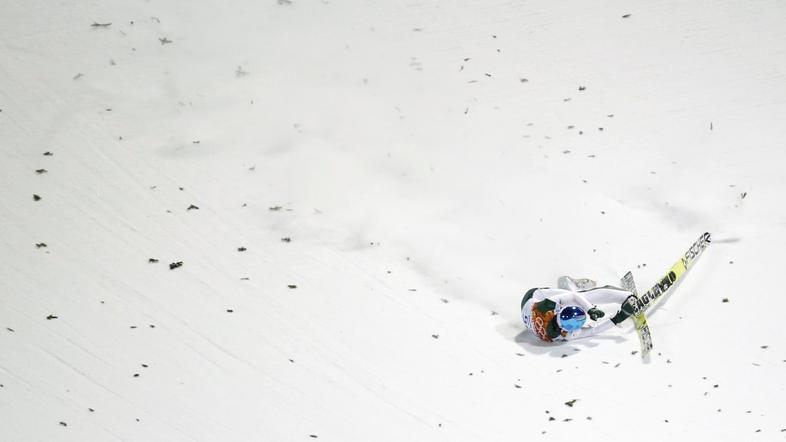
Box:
[521,276,639,342]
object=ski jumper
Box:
[521,286,631,342]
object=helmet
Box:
[558,306,587,332]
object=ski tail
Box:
[621,271,638,297]
[621,271,653,356]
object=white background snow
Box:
[1,0,785,440]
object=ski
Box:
[637,232,712,313]
[621,271,652,356]
[618,232,711,356]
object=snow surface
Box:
[1,0,785,440]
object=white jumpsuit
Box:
[521,286,631,341]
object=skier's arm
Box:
[559,288,632,340]
[582,286,638,325]
[580,286,631,304]
[563,291,639,340]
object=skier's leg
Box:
[582,286,631,304]
[570,292,595,312]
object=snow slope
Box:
[2,0,785,440]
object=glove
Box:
[611,309,631,325]
[611,295,641,325]
[587,307,604,321]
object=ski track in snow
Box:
[2,0,786,440]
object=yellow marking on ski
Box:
[645,257,692,313]
[669,258,687,280]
